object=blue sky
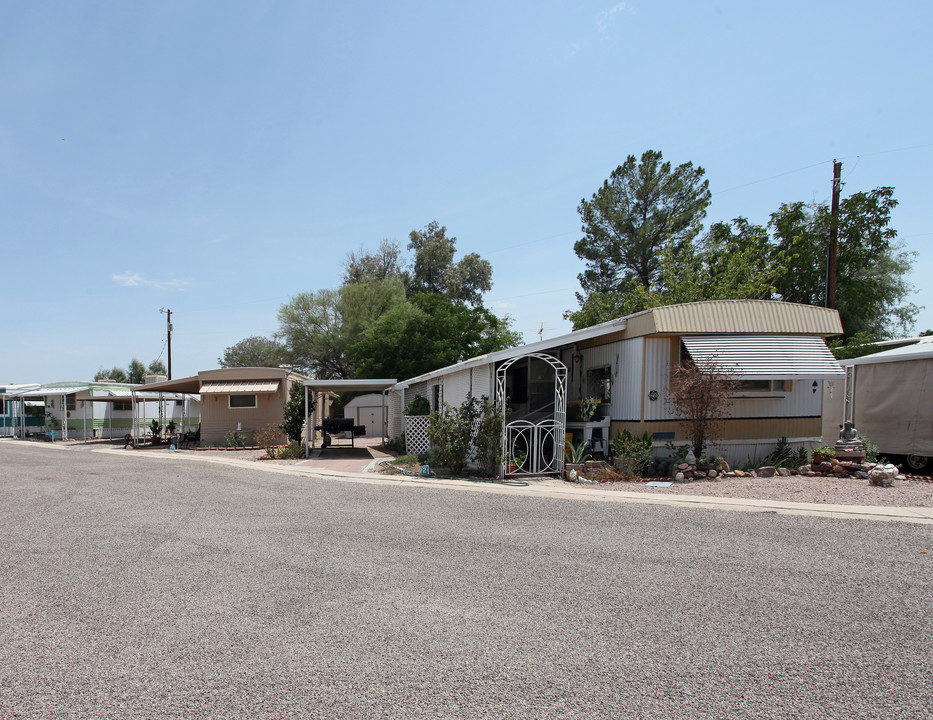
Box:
[3,1,931,382]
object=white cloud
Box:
[597,2,628,32]
[112,271,190,290]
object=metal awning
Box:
[6,385,90,398]
[200,380,280,394]
[681,335,845,379]
[303,379,397,392]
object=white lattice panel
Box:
[404,415,431,456]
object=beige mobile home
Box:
[142,367,308,446]
[390,300,845,475]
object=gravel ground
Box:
[588,473,933,507]
[188,447,933,508]
[1,442,931,719]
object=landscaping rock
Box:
[777,467,793,477]
[757,466,777,478]
[869,463,898,487]
[674,472,685,482]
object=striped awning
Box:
[681,335,845,379]
[200,380,280,394]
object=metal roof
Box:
[303,379,397,392]
[392,317,628,388]
[631,300,844,337]
[844,337,933,365]
[681,335,845,379]
[5,385,91,398]
[200,380,281,394]
[391,301,843,389]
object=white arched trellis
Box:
[496,353,567,478]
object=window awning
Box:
[681,335,845,379]
[200,380,280,394]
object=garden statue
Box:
[834,420,866,460]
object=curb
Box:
[74,444,933,525]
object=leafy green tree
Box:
[218,336,285,368]
[337,276,408,348]
[342,239,404,284]
[770,187,918,338]
[566,220,781,329]
[148,359,167,376]
[276,289,349,379]
[350,293,521,379]
[407,221,492,305]
[574,150,711,296]
[94,366,128,383]
[127,358,147,384]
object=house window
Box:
[586,367,611,402]
[114,401,132,412]
[229,394,257,409]
[735,379,791,395]
[66,394,77,411]
[431,384,442,412]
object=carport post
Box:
[304,385,309,458]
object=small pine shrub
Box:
[225,430,246,448]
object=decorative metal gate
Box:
[496,353,567,478]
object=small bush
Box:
[861,435,881,463]
[254,424,283,458]
[225,430,246,448]
[404,395,431,416]
[277,443,305,459]
[612,430,653,480]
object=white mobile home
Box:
[3,381,200,440]
[390,300,845,475]
[822,337,933,473]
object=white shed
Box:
[344,393,388,437]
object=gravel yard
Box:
[589,472,933,507]
[185,446,933,508]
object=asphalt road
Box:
[1,443,930,719]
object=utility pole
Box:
[826,160,842,308]
[161,308,173,380]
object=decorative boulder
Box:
[869,464,898,487]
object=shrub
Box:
[280,382,306,443]
[861,435,881,463]
[149,418,162,442]
[427,397,478,475]
[426,393,500,476]
[277,443,304,459]
[225,430,246,448]
[254,424,283,458]
[762,437,807,468]
[612,430,653,479]
[404,395,431,416]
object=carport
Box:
[303,379,397,457]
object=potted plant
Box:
[149,419,163,444]
[565,439,591,479]
[812,446,836,464]
[506,446,527,475]
[580,397,600,422]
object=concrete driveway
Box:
[1,442,930,719]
